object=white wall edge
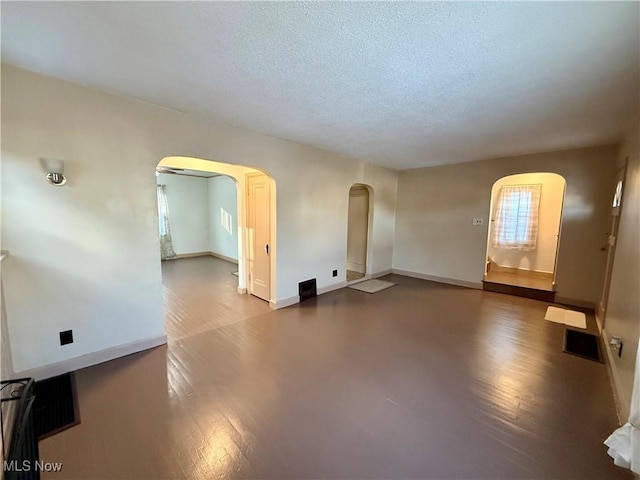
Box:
[602,329,629,424]
[237,287,247,294]
[13,334,167,381]
[391,268,482,290]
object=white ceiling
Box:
[2,2,638,170]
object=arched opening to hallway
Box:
[155,156,277,339]
[346,183,373,283]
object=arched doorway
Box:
[346,184,373,282]
[155,156,277,305]
[484,172,566,295]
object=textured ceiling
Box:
[2,2,638,169]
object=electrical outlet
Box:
[59,330,73,346]
[472,218,484,225]
[332,269,338,277]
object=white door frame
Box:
[157,156,276,304]
[597,159,628,331]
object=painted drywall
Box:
[208,175,238,261]
[1,278,13,380]
[393,145,618,305]
[1,65,397,373]
[488,173,565,274]
[602,123,640,417]
[346,186,369,274]
[156,173,210,255]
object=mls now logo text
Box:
[4,460,63,473]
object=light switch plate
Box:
[472,218,484,225]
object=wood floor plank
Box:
[38,258,630,479]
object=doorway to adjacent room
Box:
[155,156,276,339]
[483,172,566,297]
[346,184,373,282]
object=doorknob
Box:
[265,244,269,255]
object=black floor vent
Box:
[34,373,80,440]
[299,279,317,302]
[563,329,603,363]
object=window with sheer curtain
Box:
[492,184,541,250]
[157,184,177,260]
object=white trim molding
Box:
[172,251,239,264]
[13,334,167,381]
[554,296,596,311]
[372,269,393,278]
[318,280,348,295]
[391,268,483,290]
[602,329,630,424]
[271,279,352,310]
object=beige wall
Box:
[394,145,618,305]
[488,172,565,274]
[1,65,398,374]
[602,123,640,418]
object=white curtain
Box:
[492,184,541,250]
[156,184,177,260]
[605,341,640,474]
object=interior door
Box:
[247,174,271,301]
[597,159,628,328]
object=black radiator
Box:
[1,378,40,480]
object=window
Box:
[612,179,623,208]
[492,184,541,250]
[157,184,177,260]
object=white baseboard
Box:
[373,269,393,278]
[174,251,211,259]
[172,251,239,264]
[237,287,247,294]
[13,334,167,381]
[209,251,239,265]
[391,268,483,290]
[271,279,351,310]
[554,296,596,311]
[271,296,298,309]
[602,329,629,424]
[489,263,553,277]
[318,280,348,295]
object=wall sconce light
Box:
[42,158,67,186]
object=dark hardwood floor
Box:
[161,256,271,340]
[39,257,630,479]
